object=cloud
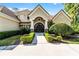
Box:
[17,8,27,11]
[53,3,57,5]
[8,8,27,12]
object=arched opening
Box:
[34,23,44,32]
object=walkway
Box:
[32,33,48,44]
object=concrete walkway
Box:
[32,33,48,44]
[0,33,79,56]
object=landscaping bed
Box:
[0,27,31,46]
[45,32,79,44]
[0,35,21,46]
[45,32,62,43]
[0,27,30,39]
[20,32,35,44]
[45,23,79,44]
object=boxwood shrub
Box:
[56,36,63,41]
[45,32,63,42]
[20,27,30,35]
[20,32,35,44]
[45,32,52,42]
[49,23,74,36]
[0,27,31,39]
[0,30,20,39]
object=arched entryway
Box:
[34,23,44,32]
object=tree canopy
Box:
[64,4,79,32]
[64,4,79,24]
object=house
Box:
[0,4,72,32]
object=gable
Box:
[52,10,72,25]
[29,5,50,19]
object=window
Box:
[27,16,30,20]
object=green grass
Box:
[62,38,79,44]
[45,32,79,44]
[0,35,21,46]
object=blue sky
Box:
[0,3,64,15]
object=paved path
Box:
[0,33,79,56]
[32,33,48,44]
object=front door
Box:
[34,23,44,32]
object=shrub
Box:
[48,20,54,28]
[0,27,31,39]
[56,36,63,41]
[45,32,56,42]
[45,32,63,42]
[20,27,30,35]
[72,23,79,33]
[0,30,20,39]
[20,32,35,44]
[45,32,52,42]
[49,23,74,36]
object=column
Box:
[30,21,34,31]
[45,20,48,31]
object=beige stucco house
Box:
[0,5,72,32]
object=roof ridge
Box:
[28,4,50,16]
[52,9,72,22]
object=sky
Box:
[0,3,64,15]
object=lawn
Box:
[45,32,79,44]
[0,35,21,46]
[62,38,79,44]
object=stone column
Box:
[30,21,34,31]
[45,20,48,32]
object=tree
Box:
[64,4,79,32]
[48,20,54,28]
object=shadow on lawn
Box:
[49,40,69,45]
[0,45,18,50]
[0,40,20,50]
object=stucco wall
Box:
[0,17,20,32]
[29,7,49,30]
[53,12,71,26]
[30,8,49,21]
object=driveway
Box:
[0,33,79,56]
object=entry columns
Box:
[45,20,48,31]
[30,21,34,31]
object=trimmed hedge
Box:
[45,32,54,42]
[0,27,31,39]
[49,23,74,36]
[0,30,20,39]
[45,32,63,42]
[20,32,35,44]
